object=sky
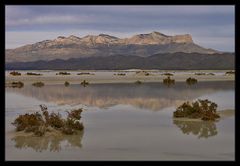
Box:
[5,5,235,52]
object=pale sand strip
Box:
[5,71,234,85]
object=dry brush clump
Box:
[12,105,84,136]
[77,72,95,75]
[26,72,42,76]
[162,72,174,76]
[32,82,45,87]
[186,77,198,85]
[173,99,220,121]
[10,71,21,76]
[8,81,24,88]
[225,71,235,75]
[56,72,71,75]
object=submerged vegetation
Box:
[12,105,84,136]
[186,77,198,85]
[32,82,45,87]
[7,81,24,88]
[56,72,71,75]
[173,99,220,121]
[26,72,42,76]
[10,71,21,76]
[163,76,175,86]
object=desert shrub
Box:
[12,105,84,136]
[26,72,42,76]
[81,80,89,87]
[56,72,71,75]
[77,72,94,75]
[163,76,175,86]
[173,99,220,121]
[32,82,44,87]
[9,81,24,88]
[225,71,235,75]
[195,72,206,75]
[114,73,126,76]
[64,81,70,87]
[186,77,198,85]
[135,80,142,84]
[162,72,173,76]
[10,71,21,76]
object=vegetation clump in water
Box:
[10,71,21,76]
[135,80,142,84]
[12,105,84,136]
[81,80,89,87]
[64,81,70,87]
[32,82,45,87]
[8,81,24,88]
[56,72,71,75]
[26,72,42,76]
[173,99,220,121]
[163,76,175,86]
[186,77,198,85]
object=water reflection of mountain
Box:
[11,131,84,152]
[6,81,234,111]
[173,120,218,138]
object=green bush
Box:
[173,99,220,121]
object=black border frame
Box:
[1,0,239,165]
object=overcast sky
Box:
[5,5,235,52]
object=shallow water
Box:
[5,81,235,160]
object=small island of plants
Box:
[173,99,220,121]
[12,105,84,136]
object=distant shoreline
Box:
[5,70,234,85]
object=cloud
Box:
[5,5,235,52]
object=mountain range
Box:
[5,31,234,70]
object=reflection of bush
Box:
[163,76,175,87]
[11,130,84,152]
[173,120,218,138]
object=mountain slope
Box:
[6,52,234,70]
[6,31,218,63]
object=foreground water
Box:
[5,81,235,160]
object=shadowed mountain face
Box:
[6,31,219,63]
[6,52,234,70]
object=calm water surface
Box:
[5,81,235,160]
